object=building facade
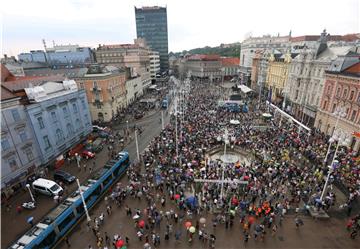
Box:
[1,87,42,199]
[24,80,92,164]
[286,30,359,126]
[149,51,160,79]
[315,55,360,153]
[220,57,240,80]
[239,34,290,85]
[185,55,222,81]
[126,76,143,105]
[75,65,127,122]
[18,45,94,68]
[266,52,295,104]
[95,39,151,81]
[135,6,169,72]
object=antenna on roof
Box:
[42,39,47,52]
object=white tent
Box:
[237,84,253,94]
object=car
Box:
[93,125,107,132]
[90,138,104,153]
[54,170,76,184]
[98,131,111,138]
[81,150,95,159]
[32,178,63,196]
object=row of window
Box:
[5,147,34,173]
[322,101,360,124]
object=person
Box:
[295,217,304,228]
[64,236,70,247]
[175,230,181,243]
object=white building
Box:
[149,51,160,79]
[126,76,143,105]
[239,34,290,85]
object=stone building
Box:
[185,54,222,81]
[75,65,127,122]
[1,86,42,199]
[239,34,290,86]
[286,30,359,126]
[315,54,360,152]
[24,80,92,164]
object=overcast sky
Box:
[1,0,359,57]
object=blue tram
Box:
[10,151,130,249]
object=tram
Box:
[10,151,130,249]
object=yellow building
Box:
[266,52,293,104]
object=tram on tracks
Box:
[10,151,130,249]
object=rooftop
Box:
[220,57,240,66]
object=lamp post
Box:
[161,110,164,129]
[320,130,351,202]
[135,129,140,161]
[323,107,347,165]
[26,184,35,203]
[76,179,91,222]
[126,120,129,135]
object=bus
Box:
[9,151,130,249]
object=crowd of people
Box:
[84,80,359,249]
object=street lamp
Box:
[126,120,129,134]
[134,129,140,161]
[320,130,352,202]
[26,184,35,203]
[76,179,91,222]
[323,107,347,165]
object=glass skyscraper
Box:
[135,6,169,73]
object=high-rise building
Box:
[135,6,169,73]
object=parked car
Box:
[98,131,111,138]
[91,138,104,152]
[81,150,95,159]
[32,178,63,196]
[93,125,106,132]
[54,170,75,184]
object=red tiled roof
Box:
[220,57,240,66]
[345,62,360,74]
[1,85,18,101]
[1,64,16,82]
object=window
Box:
[1,138,11,151]
[84,114,90,125]
[343,89,348,98]
[43,136,51,149]
[327,85,331,95]
[72,103,78,113]
[323,100,328,110]
[350,91,355,100]
[38,231,56,247]
[11,109,20,122]
[8,157,18,172]
[37,117,45,129]
[58,212,75,232]
[56,129,64,142]
[75,119,80,130]
[332,104,336,112]
[63,106,69,116]
[93,81,98,88]
[336,87,341,97]
[51,111,57,122]
[351,110,357,121]
[19,131,27,142]
[67,123,74,135]
[24,148,34,162]
[81,99,86,109]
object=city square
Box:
[1,1,360,249]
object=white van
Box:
[32,178,63,196]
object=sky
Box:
[1,0,359,57]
